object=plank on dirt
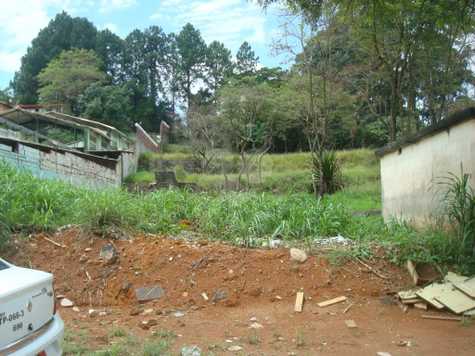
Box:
[294,291,304,312]
[416,283,449,310]
[398,290,420,300]
[135,285,165,302]
[453,277,475,298]
[434,287,475,314]
[421,314,462,321]
[317,296,347,307]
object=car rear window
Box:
[0,260,9,270]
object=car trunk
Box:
[0,262,55,350]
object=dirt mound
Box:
[11,229,410,310]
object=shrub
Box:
[311,150,343,196]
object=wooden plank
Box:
[402,298,423,305]
[421,314,462,321]
[345,319,357,328]
[454,277,475,298]
[414,303,427,310]
[398,290,419,300]
[318,296,347,308]
[294,291,304,312]
[435,287,475,314]
[416,283,448,309]
[406,260,419,285]
[444,272,468,285]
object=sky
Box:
[0,0,290,90]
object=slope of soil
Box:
[9,229,475,355]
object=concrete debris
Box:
[398,271,475,316]
[135,285,165,302]
[72,306,80,312]
[174,311,185,318]
[314,234,353,247]
[181,345,202,356]
[88,309,98,318]
[289,248,308,263]
[345,319,357,328]
[212,289,228,303]
[201,292,209,301]
[100,243,118,264]
[227,345,243,352]
[376,352,392,356]
[249,322,263,329]
[60,298,74,307]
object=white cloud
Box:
[150,0,267,49]
[102,23,119,32]
[100,0,136,12]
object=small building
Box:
[376,107,475,225]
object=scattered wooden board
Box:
[416,283,448,309]
[317,296,347,308]
[453,277,475,298]
[398,290,419,300]
[402,298,423,305]
[421,314,462,321]
[294,291,304,312]
[406,260,419,285]
[345,319,357,328]
[435,286,475,314]
[445,272,468,285]
[414,303,427,310]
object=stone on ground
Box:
[290,248,308,263]
[181,345,202,356]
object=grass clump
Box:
[124,171,155,185]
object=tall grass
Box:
[2,161,467,271]
[440,169,475,265]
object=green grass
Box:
[124,171,155,185]
[1,146,469,271]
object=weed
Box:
[296,329,306,347]
[109,327,127,338]
[248,331,261,345]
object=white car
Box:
[0,258,64,355]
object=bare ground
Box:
[9,228,475,355]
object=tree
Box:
[95,29,126,84]
[37,49,105,113]
[236,41,259,75]
[205,41,233,97]
[176,23,207,111]
[78,83,132,130]
[188,106,222,172]
[218,79,298,188]
[235,41,259,75]
[13,12,98,104]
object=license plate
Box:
[0,310,25,330]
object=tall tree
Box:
[95,29,125,84]
[205,41,233,96]
[12,12,98,104]
[37,49,105,113]
[235,41,259,75]
[176,23,207,111]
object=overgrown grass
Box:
[1,160,467,271]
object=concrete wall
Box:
[380,119,475,225]
[0,139,121,188]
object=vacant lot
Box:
[2,149,474,355]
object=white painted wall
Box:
[380,119,475,225]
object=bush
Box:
[312,150,343,196]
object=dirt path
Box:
[9,229,475,355]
